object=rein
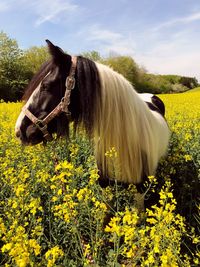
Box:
[22,56,77,141]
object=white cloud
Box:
[87,27,123,42]
[33,0,78,26]
[1,0,198,81]
[0,1,10,12]
[135,37,200,81]
[78,24,200,80]
[85,25,136,55]
[153,11,200,32]
[132,12,200,81]
[0,0,79,25]
[138,53,200,79]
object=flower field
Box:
[0,92,200,267]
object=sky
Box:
[0,0,200,81]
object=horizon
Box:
[0,0,200,81]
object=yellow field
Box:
[0,93,199,266]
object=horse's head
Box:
[15,40,76,145]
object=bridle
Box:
[22,56,77,141]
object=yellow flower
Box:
[29,239,41,255]
[45,246,64,267]
[183,154,192,162]
[105,147,118,158]
[105,216,121,236]
[2,242,12,252]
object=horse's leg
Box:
[98,170,146,211]
[98,176,116,188]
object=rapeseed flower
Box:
[0,93,200,266]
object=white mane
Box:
[94,63,170,184]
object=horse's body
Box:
[15,40,170,185]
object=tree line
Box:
[0,31,199,102]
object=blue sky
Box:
[0,0,200,80]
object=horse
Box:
[15,40,170,188]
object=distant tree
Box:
[171,83,188,93]
[179,76,199,89]
[0,31,28,101]
[82,51,102,62]
[23,46,49,74]
[1,31,198,102]
[102,55,140,86]
[136,73,172,94]
[161,75,180,85]
[158,75,199,90]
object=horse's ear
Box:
[46,39,67,64]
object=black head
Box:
[15,40,73,145]
[15,40,101,145]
